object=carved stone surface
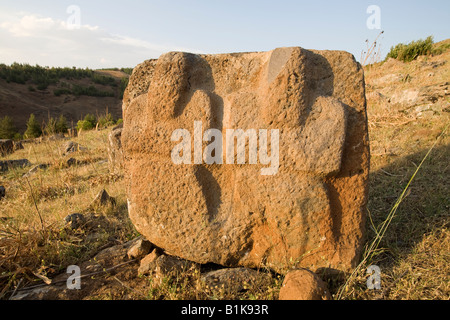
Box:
[122,47,370,273]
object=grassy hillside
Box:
[0,64,130,134]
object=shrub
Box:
[97,113,115,128]
[24,114,42,138]
[72,85,115,97]
[44,117,58,135]
[0,116,19,140]
[386,36,434,62]
[77,114,97,131]
[432,42,450,55]
[92,74,117,87]
[54,88,72,96]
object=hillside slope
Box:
[0,69,128,132]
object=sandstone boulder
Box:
[122,47,370,274]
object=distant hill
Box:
[0,64,131,132]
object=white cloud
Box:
[0,11,202,68]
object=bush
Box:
[97,113,115,128]
[77,114,97,131]
[386,36,434,62]
[0,116,19,140]
[72,85,115,97]
[24,114,42,138]
[92,74,117,87]
[54,88,72,96]
[432,42,450,55]
[44,117,58,135]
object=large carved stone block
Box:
[122,47,370,273]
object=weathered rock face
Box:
[122,47,370,273]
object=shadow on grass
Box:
[367,142,449,253]
[333,142,449,299]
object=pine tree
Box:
[56,114,68,134]
[25,114,42,138]
[0,116,18,139]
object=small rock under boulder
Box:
[278,269,332,300]
[127,237,154,260]
[138,248,164,276]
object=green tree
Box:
[24,114,42,138]
[0,116,18,139]
[56,114,68,133]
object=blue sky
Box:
[0,0,449,68]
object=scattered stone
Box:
[278,269,332,300]
[138,248,164,276]
[0,159,31,172]
[62,141,86,155]
[48,133,65,141]
[23,164,49,178]
[201,268,272,294]
[123,47,370,273]
[0,139,14,156]
[66,158,79,167]
[62,141,78,154]
[127,237,154,260]
[0,186,5,200]
[108,123,123,175]
[89,237,141,268]
[13,141,24,151]
[64,213,86,229]
[89,189,116,209]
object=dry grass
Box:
[336,46,449,300]
[0,129,138,298]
